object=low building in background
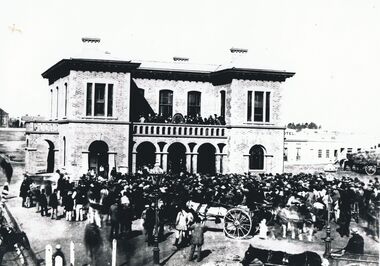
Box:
[0,108,9,128]
[284,128,377,165]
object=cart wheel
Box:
[223,208,252,239]
[365,165,377,176]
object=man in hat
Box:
[335,228,364,255]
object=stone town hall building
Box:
[25,38,295,178]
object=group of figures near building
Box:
[16,168,379,262]
[138,113,226,126]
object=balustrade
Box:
[25,121,58,133]
[133,123,226,138]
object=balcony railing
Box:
[133,123,226,138]
[25,121,58,133]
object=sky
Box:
[1,0,379,134]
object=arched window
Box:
[159,90,173,118]
[249,145,265,170]
[187,91,201,117]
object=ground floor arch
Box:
[34,139,56,173]
[136,142,156,170]
[89,140,109,177]
[197,143,216,175]
[249,145,265,170]
[167,143,187,174]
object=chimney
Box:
[81,37,101,55]
[230,47,248,62]
[173,56,189,62]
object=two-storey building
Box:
[25,38,295,178]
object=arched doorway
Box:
[249,145,265,170]
[198,143,216,175]
[46,140,55,173]
[167,143,186,174]
[89,141,109,177]
[136,142,156,170]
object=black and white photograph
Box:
[0,0,379,265]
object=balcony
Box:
[133,123,227,138]
[25,121,58,134]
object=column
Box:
[243,154,250,173]
[220,154,225,174]
[192,153,198,173]
[81,151,89,174]
[162,152,168,173]
[215,154,221,174]
[108,152,116,179]
[186,153,192,173]
[132,152,137,174]
[155,152,161,166]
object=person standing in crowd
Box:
[49,189,59,219]
[20,175,30,207]
[75,189,87,222]
[64,191,74,221]
[173,207,188,248]
[39,189,48,217]
[188,217,207,262]
[109,198,120,240]
[142,203,155,246]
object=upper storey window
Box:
[187,91,201,117]
[159,90,173,118]
[247,91,271,122]
[86,83,113,117]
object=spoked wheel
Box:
[365,165,377,176]
[223,208,252,239]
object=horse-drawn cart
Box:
[190,201,275,239]
[345,151,380,175]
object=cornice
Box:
[42,58,295,85]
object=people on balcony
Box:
[136,113,225,125]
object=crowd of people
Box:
[17,168,380,256]
[137,113,226,125]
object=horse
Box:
[241,245,323,266]
[84,222,103,265]
[0,225,31,264]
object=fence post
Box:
[112,239,117,266]
[70,241,75,266]
[45,244,53,266]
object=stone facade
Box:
[25,44,294,178]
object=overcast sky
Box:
[1,0,379,134]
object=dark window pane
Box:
[107,84,113,116]
[249,146,264,170]
[94,83,105,116]
[159,90,173,117]
[220,90,225,118]
[86,83,92,116]
[254,91,264,122]
[187,91,201,117]
[247,91,252,121]
[265,92,270,122]
[64,84,68,116]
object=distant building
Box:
[25,38,295,177]
[0,109,9,127]
[284,129,376,165]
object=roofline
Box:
[42,58,141,85]
[42,58,295,85]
